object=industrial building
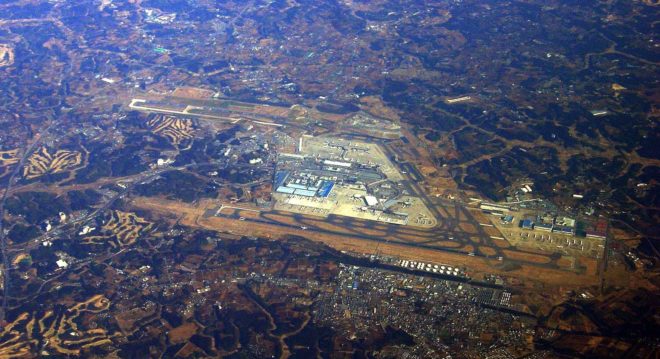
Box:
[274,170,335,198]
[480,203,511,213]
[518,213,578,236]
[536,223,553,232]
[521,219,535,230]
[500,215,514,225]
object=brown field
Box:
[546,306,601,333]
[171,86,215,99]
[0,149,19,177]
[23,147,84,179]
[491,237,513,248]
[557,256,574,268]
[358,96,401,121]
[174,342,208,357]
[168,322,199,344]
[479,246,498,256]
[147,115,194,145]
[580,256,599,276]
[459,222,478,233]
[482,226,505,238]
[501,249,553,265]
[11,253,29,266]
[131,197,600,287]
[83,210,153,247]
[0,295,117,357]
[470,210,500,225]
[114,304,159,335]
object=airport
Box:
[125,95,605,280]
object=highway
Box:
[9,158,233,254]
[0,120,57,323]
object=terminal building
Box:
[274,170,335,198]
[273,150,385,199]
[269,137,436,228]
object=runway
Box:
[206,204,565,271]
[194,137,574,272]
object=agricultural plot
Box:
[22,147,84,180]
[147,115,195,146]
[0,149,19,177]
[83,210,153,247]
[0,295,119,357]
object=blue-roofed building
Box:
[536,223,553,232]
[501,215,514,224]
[318,181,335,197]
[288,183,309,190]
[554,226,575,235]
[273,171,289,189]
[276,186,295,194]
[521,219,534,230]
[294,189,317,197]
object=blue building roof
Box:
[288,183,310,190]
[276,186,295,194]
[318,181,334,197]
[274,171,289,189]
[294,189,317,197]
[554,226,574,234]
[521,219,534,229]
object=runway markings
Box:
[216,204,262,216]
[129,99,280,126]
